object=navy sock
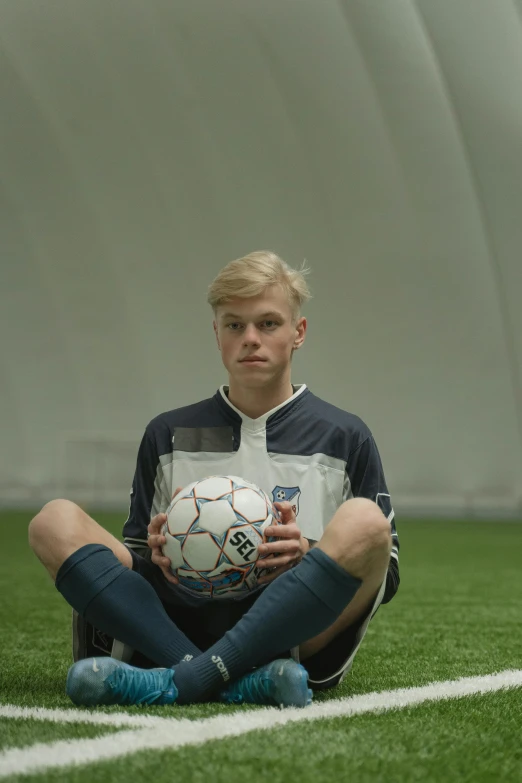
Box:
[55,544,201,667]
[172,547,362,703]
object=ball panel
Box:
[161,530,185,571]
[228,475,260,490]
[223,524,262,565]
[177,568,212,596]
[205,561,254,595]
[194,476,233,500]
[167,497,199,535]
[233,487,268,523]
[258,515,273,538]
[170,480,199,505]
[182,532,221,571]
[245,567,260,590]
[197,498,237,538]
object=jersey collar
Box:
[217,384,308,432]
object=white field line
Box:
[1,669,521,779]
[0,705,171,728]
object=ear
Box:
[293,316,307,350]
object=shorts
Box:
[73,548,400,691]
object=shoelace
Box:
[108,667,172,705]
[235,671,272,705]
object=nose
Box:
[243,324,261,346]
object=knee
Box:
[320,498,392,576]
[342,498,392,554]
[28,499,83,550]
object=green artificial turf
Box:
[18,690,521,783]
[0,511,521,782]
[0,719,121,752]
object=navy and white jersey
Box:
[123,384,400,572]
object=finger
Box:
[273,501,294,522]
[171,486,183,500]
[150,541,178,585]
[147,535,166,549]
[148,513,167,534]
[264,524,301,540]
[161,563,179,584]
[258,539,299,556]
[152,553,179,585]
[258,552,296,570]
[151,553,172,569]
[257,563,292,585]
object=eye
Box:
[263,320,278,329]
[226,322,242,330]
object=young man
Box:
[29,250,399,709]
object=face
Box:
[213,285,306,390]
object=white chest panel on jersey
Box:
[154,385,349,541]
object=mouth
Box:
[240,358,267,365]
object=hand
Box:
[147,486,183,585]
[256,500,310,585]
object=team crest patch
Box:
[272,486,301,516]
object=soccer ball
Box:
[161,475,280,598]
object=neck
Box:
[226,380,295,420]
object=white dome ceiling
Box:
[1,0,522,516]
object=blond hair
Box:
[207,250,312,322]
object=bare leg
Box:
[28,499,132,581]
[28,499,203,669]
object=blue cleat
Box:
[221,659,312,708]
[66,657,178,707]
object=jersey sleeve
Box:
[346,434,400,566]
[122,429,169,548]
